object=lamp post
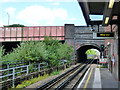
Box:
[7,12,10,25]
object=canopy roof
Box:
[78,0,120,26]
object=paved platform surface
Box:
[77,64,120,89]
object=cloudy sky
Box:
[0,0,87,26]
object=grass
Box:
[15,74,49,88]
[15,70,61,88]
[50,70,61,76]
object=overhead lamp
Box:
[108,0,115,8]
[107,42,111,46]
[105,17,109,24]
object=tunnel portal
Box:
[76,44,101,63]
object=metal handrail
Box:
[0,62,48,88]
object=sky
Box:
[0,0,87,27]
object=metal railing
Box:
[0,62,48,88]
[0,65,29,88]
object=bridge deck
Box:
[0,26,65,42]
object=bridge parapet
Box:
[0,26,64,42]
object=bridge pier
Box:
[65,24,76,61]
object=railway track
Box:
[36,60,94,90]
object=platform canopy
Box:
[77,0,120,26]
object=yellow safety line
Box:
[83,68,93,89]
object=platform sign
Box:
[99,58,107,63]
[93,32,114,39]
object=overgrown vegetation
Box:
[15,74,49,88]
[50,70,61,76]
[1,36,74,67]
[1,37,74,89]
[15,70,61,88]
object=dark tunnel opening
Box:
[76,45,100,63]
[2,42,20,54]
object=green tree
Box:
[85,49,99,59]
[43,37,60,66]
[56,43,73,60]
[1,36,74,67]
[4,24,25,27]
[2,41,47,64]
[86,49,98,55]
[43,36,74,67]
[13,41,47,62]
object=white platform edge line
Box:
[77,68,91,88]
[93,68,102,88]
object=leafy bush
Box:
[43,37,74,67]
[15,41,47,62]
[56,43,74,60]
[50,70,61,76]
[1,36,74,68]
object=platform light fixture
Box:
[108,0,115,8]
[105,17,109,24]
[107,42,111,46]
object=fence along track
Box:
[0,62,47,89]
[36,60,94,90]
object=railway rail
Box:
[36,60,94,90]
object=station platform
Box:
[77,64,120,89]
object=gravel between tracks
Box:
[25,64,79,88]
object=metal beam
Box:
[78,1,90,25]
[90,20,102,25]
[102,2,113,25]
